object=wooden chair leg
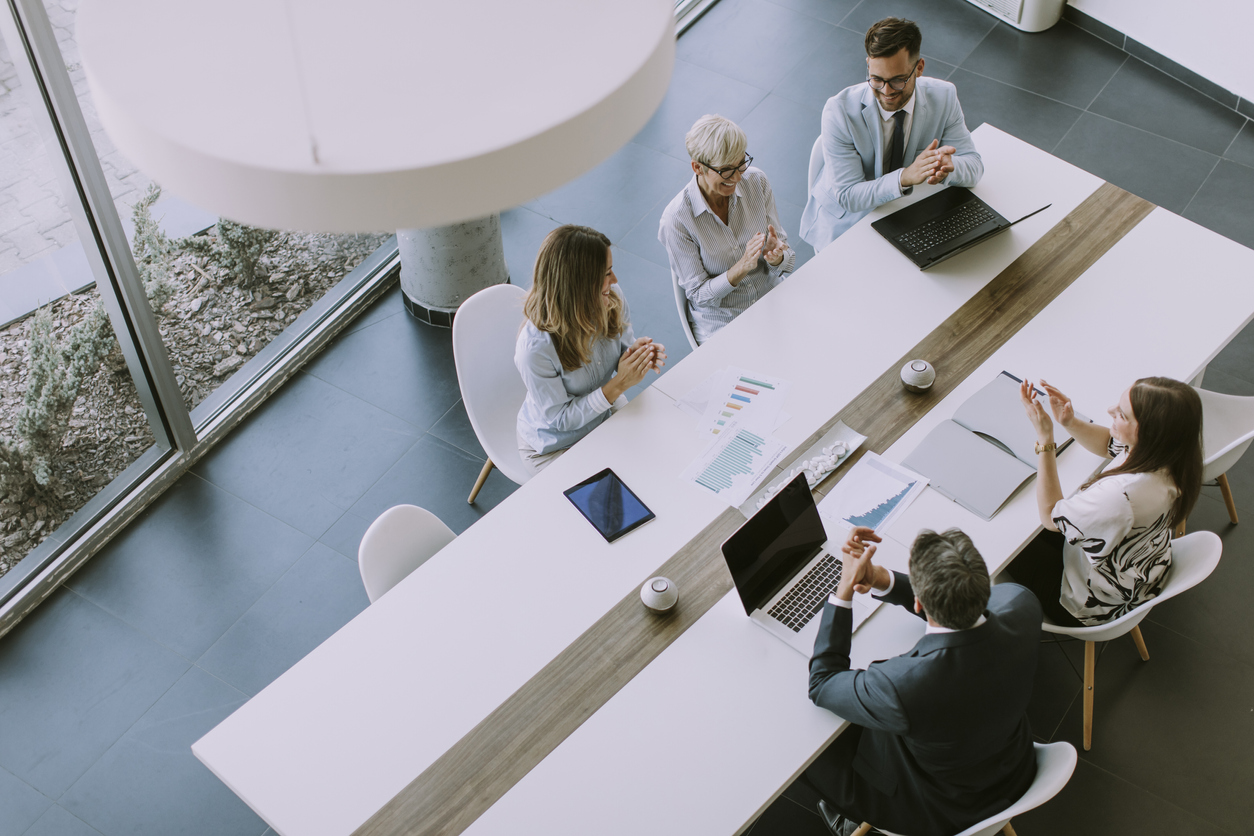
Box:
[1002,823,1018,836]
[1130,625,1150,661]
[467,459,494,504]
[1083,640,1096,751]
[1218,473,1239,525]
[851,825,873,836]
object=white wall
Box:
[1069,0,1254,104]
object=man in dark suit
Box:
[806,526,1040,836]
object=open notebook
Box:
[901,372,1076,520]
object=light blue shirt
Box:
[514,294,635,455]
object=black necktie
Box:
[887,110,906,174]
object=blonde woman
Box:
[659,114,794,345]
[515,225,666,473]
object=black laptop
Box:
[872,186,1044,270]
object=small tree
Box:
[180,218,277,289]
[129,184,177,311]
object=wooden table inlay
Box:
[353,182,1153,836]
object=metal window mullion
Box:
[2,0,197,452]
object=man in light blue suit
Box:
[800,18,983,253]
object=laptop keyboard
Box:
[896,201,998,255]
[767,553,843,632]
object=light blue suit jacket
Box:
[800,78,983,252]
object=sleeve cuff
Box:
[872,571,896,598]
[827,595,853,609]
[586,386,613,415]
[706,272,737,301]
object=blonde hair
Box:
[684,115,748,169]
[524,225,625,371]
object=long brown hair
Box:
[1084,377,1202,528]
[524,225,625,371]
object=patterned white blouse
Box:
[1052,441,1180,625]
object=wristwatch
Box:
[1035,441,1057,455]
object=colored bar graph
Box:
[739,376,774,389]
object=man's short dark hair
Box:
[865,17,922,61]
[908,529,990,629]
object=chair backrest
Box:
[1194,386,1254,482]
[358,505,456,603]
[1041,530,1223,643]
[671,270,699,351]
[877,742,1077,836]
[452,283,534,487]
[807,134,824,192]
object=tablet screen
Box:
[563,468,655,543]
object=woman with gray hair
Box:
[658,114,795,345]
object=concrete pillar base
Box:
[398,215,508,328]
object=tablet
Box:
[563,468,655,543]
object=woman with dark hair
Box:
[1008,377,1203,626]
[514,225,665,473]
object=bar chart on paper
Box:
[700,368,789,438]
[682,427,789,507]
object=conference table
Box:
[193,125,1254,836]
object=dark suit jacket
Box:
[809,575,1040,835]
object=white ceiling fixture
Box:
[78,0,676,232]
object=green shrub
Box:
[179,218,277,289]
[129,184,177,311]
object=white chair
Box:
[1194,386,1254,527]
[1041,530,1222,750]
[671,270,699,351]
[853,742,1078,836]
[807,134,824,195]
[358,505,456,603]
[452,283,534,503]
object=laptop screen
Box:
[721,473,828,615]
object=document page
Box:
[681,425,790,508]
[817,453,928,535]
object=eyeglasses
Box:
[704,154,753,181]
[867,60,920,91]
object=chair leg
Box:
[1130,625,1150,661]
[1002,823,1018,836]
[1218,473,1239,525]
[468,459,494,504]
[1083,640,1096,751]
[851,825,873,836]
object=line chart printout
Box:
[681,426,790,507]
[817,453,929,535]
[698,367,789,438]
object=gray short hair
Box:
[908,529,990,629]
[685,115,748,169]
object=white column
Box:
[397,215,508,327]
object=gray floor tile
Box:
[613,245,695,387]
[0,766,51,836]
[761,0,859,26]
[68,475,313,660]
[744,791,828,836]
[1205,318,1254,389]
[676,0,836,89]
[349,434,518,535]
[1089,58,1246,157]
[303,310,463,433]
[737,93,825,207]
[60,667,264,836]
[196,545,369,696]
[1197,365,1254,398]
[341,284,405,338]
[1053,113,1218,213]
[428,399,487,460]
[500,206,561,290]
[631,59,769,163]
[1051,623,1254,833]
[771,25,871,113]
[0,589,187,797]
[528,141,693,244]
[1183,159,1254,249]
[318,509,375,561]
[1027,634,1083,743]
[616,192,675,270]
[1223,121,1254,169]
[949,69,1084,152]
[1010,758,1219,836]
[840,0,996,67]
[191,372,421,539]
[20,806,104,836]
[959,21,1127,110]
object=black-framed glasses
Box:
[704,154,753,180]
[867,60,920,91]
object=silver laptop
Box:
[721,474,880,656]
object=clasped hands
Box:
[903,139,957,188]
[729,225,786,286]
[835,526,893,602]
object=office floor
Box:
[1,2,1252,835]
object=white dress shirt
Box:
[658,168,795,345]
[877,92,916,191]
